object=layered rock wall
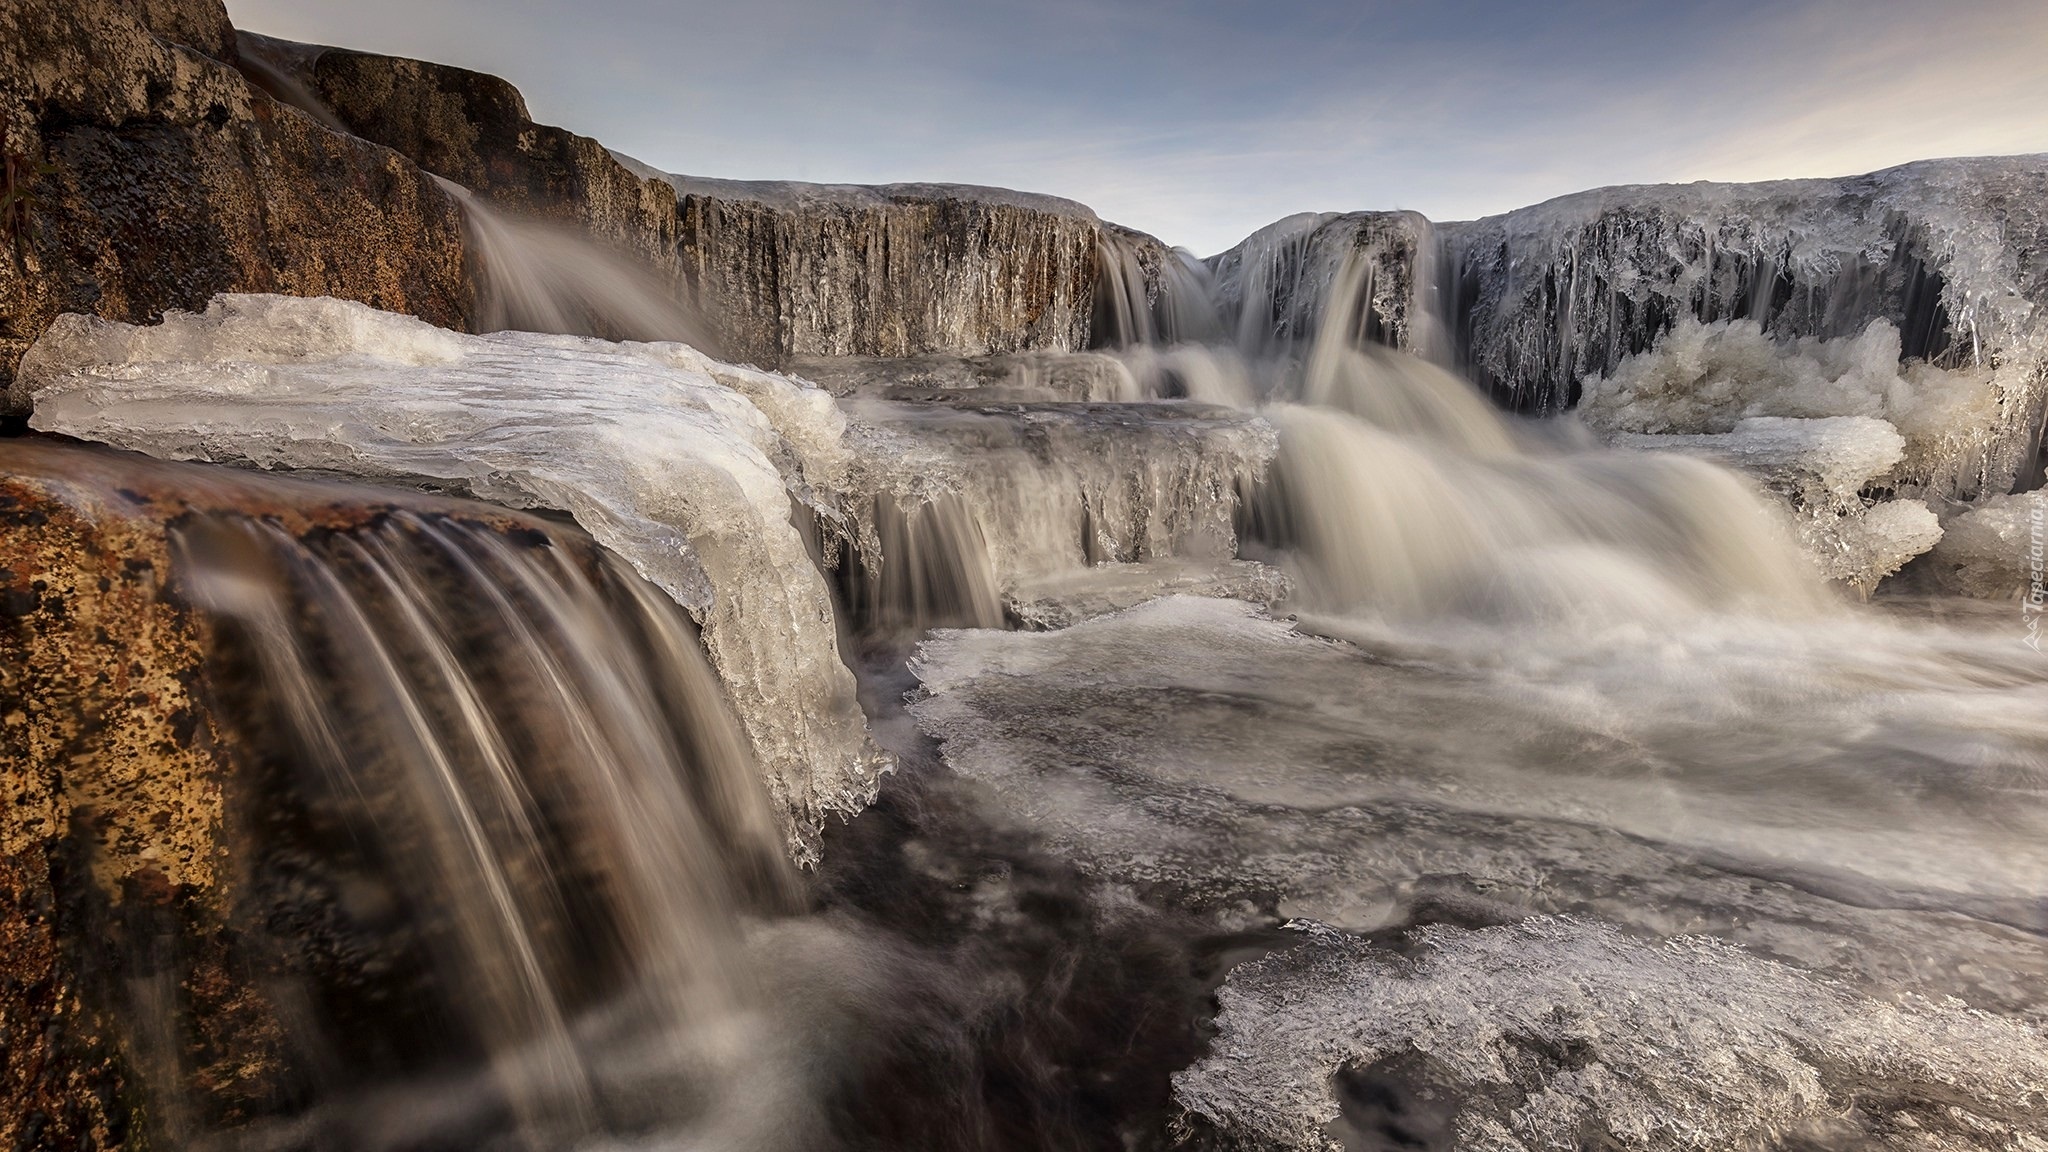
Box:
[659,174,1106,363]
[1438,158,2048,494]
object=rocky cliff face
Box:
[1439,157,2048,494]
[648,170,1107,364]
[243,36,1129,364]
[240,33,692,313]
[1206,210,1439,356]
[0,0,474,421]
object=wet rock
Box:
[0,0,475,419]
[1,439,296,1147]
[1207,210,1440,357]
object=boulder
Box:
[0,0,474,420]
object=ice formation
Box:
[1003,558,1290,631]
[1584,317,2004,502]
[1175,917,2048,1152]
[1926,490,2048,601]
[17,293,885,860]
[1433,157,2048,504]
[837,397,1276,632]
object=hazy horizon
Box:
[226,0,2048,256]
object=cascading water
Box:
[172,502,800,1148]
[444,180,717,349]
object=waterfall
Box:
[1089,229,1225,348]
[441,179,717,349]
[172,506,796,1146]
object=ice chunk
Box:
[1176,918,2048,1151]
[1616,414,1905,505]
[1926,491,2048,601]
[786,351,1142,403]
[19,293,886,861]
[1003,558,1289,631]
[1584,318,2004,501]
[1803,497,1943,595]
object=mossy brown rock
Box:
[1,438,279,1149]
[0,0,474,420]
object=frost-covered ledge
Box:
[17,294,888,861]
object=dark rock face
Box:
[669,177,1103,363]
[131,0,239,63]
[0,0,476,420]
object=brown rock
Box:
[0,0,475,420]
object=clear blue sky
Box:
[228,0,2048,256]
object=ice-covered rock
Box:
[1440,156,2048,499]
[1925,491,2048,601]
[1206,211,1441,358]
[17,293,885,860]
[1175,917,2048,1152]
[840,399,1276,610]
[1614,415,1944,592]
[642,169,1108,364]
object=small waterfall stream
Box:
[180,502,799,1148]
